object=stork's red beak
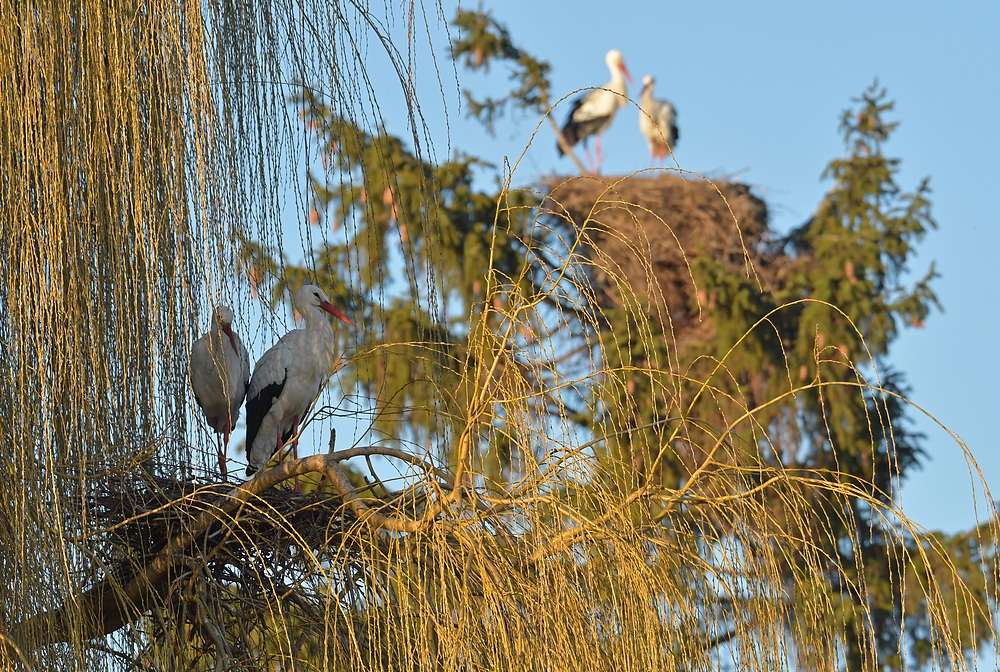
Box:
[620,61,633,86]
[222,323,239,352]
[320,300,355,327]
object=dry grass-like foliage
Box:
[1,2,997,671]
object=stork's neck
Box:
[209,322,228,351]
[608,69,627,102]
[301,306,336,342]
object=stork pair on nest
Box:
[557,49,679,171]
[189,285,354,488]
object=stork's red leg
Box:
[218,417,230,480]
[290,416,301,493]
[216,435,228,480]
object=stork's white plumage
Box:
[638,75,679,165]
[190,305,251,480]
[244,284,354,482]
[557,49,632,172]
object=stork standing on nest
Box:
[638,75,679,166]
[190,305,251,480]
[244,284,354,490]
[557,49,632,173]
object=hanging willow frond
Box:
[0,1,445,668]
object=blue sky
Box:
[238,2,999,536]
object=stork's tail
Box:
[557,121,579,157]
[245,414,279,477]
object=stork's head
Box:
[606,49,632,86]
[641,74,655,94]
[213,305,234,327]
[213,305,239,351]
[293,284,355,327]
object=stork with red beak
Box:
[638,75,679,166]
[557,49,632,173]
[244,284,354,486]
[190,305,251,480]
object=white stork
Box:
[189,304,251,480]
[557,49,632,173]
[638,75,679,166]
[244,284,354,488]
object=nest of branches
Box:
[543,172,778,351]
[88,470,363,590]
[75,467,374,665]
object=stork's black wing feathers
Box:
[243,377,285,471]
[557,97,586,155]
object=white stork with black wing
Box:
[557,48,632,172]
[638,74,679,165]
[189,304,251,480]
[244,284,354,486]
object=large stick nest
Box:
[88,471,362,589]
[543,172,781,352]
